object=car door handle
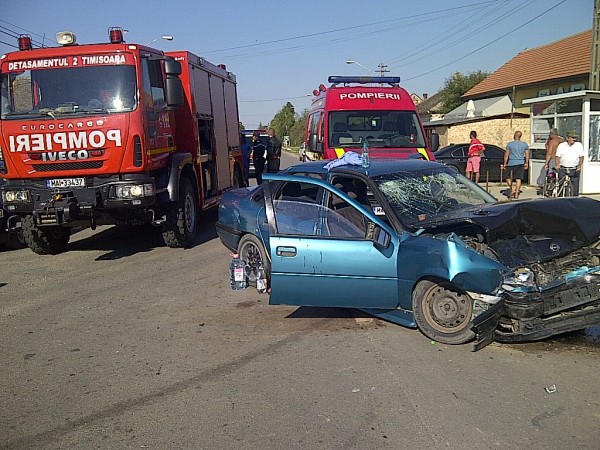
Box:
[276,246,297,257]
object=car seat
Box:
[379,121,397,139]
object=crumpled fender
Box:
[398,232,507,310]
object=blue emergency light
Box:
[328,76,401,85]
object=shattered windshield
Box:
[329,110,426,149]
[1,65,137,119]
[373,168,496,227]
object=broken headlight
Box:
[502,267,536,291]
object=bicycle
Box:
[547,167,576,197]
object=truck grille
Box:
[32,161,104,172]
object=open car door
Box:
[262,174,400,309]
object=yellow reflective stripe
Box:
[334,148,345,157]
[416,147,429,160]
[147,146,177,156]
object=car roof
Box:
[435,143,504,154]
[284,158,451,178]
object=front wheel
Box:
[162,176,198,248]
[22,215,70,255]
[237,234,270,287]
[412,279,475,345]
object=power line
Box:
[202,0,500,55]
[403,0,567,82]
[0,19,49,43]
[391,0,537,70]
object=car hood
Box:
[414,197,600,267]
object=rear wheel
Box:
[22,215,70,255]
[543,178,556,197]
[238,234,270,287]
[412,279,475,344]
[162,176,198,248]
[562,178,573,197]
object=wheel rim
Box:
[240,240,262,279]
[184,191,196,234]
[422,284,472,333]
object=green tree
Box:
[439,71,489,113]
[270,102,296,139]
[289,109,309,146]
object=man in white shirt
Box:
[554,130,584,196]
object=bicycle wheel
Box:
[563,177,573,197]
[544,178,556,197]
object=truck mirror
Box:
[308,133,319,153]
[429,132,439,152]
[164,59,182,76]
[165,76,183,109]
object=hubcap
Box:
[184,192,196,234]
[424,285,472,333]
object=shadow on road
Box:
[286,306,375,319]
[67,210,219,260]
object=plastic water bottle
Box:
[256,261,267,294]
[229,254,247,290]
[361,142,370,168]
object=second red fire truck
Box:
[303,76,435,162]
[0,28,244,254]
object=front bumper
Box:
[1,175,158,227]
[472,276,600,349]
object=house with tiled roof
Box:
[425,30,592,151]
[463,30,591,112]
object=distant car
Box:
[216,158,600,350]
[242,129,269,178]
[0,180,25,250]
[434,143,527,182]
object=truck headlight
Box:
[113,183,155,199]
[2,189,30,203]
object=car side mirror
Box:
[367,221,390,249]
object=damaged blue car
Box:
[216,159,600,350]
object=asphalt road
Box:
[1,151,600,449]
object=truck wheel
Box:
[6,228,26,250]
[162,176,198,248]
[412,279,475,345]
[238,234,270,287]
[22,215,70,255]
[233,167,243,188]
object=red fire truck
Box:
[303,76,435,162]
[0,28,245,254]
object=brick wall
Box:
[429,117,530,148]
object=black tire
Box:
[22,215,70,255]
[412,279,475,345]
[543,178,556,197]
[6,228,26,250]
[162,176,198,248]
[238,234,270,287]
[232,167,243,189]
[563,179,573,197]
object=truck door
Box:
[140,57,176,160]
[263,175,399,309]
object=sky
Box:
[0,0,594,129]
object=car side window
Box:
[270,180,367,239]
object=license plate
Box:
[47,178,85,188]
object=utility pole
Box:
[591,0,600,90]
[376,63,389,77]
